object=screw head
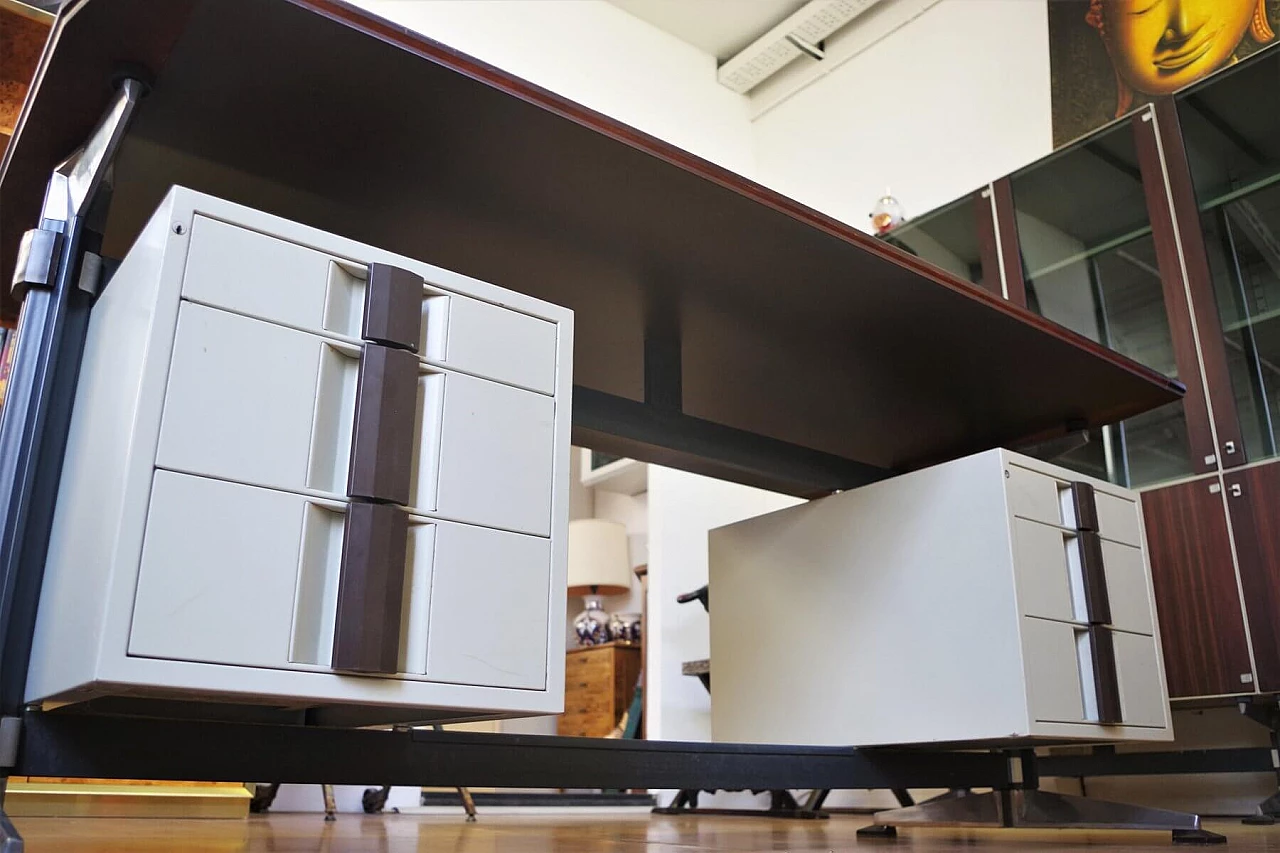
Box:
[172,223,185,235]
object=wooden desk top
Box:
[0,0,1182,494]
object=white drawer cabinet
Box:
[709,448,1172,747]
[26,187,572,721]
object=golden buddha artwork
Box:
[1050,0,1280,146]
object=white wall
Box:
[645,467,803,805]
[353,0,755,176]
[751,0,1053,231]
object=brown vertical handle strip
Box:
[1070,482,1099,532]
[1078,530,1111,626]
[1089,625,1123,725]
[347,344,419,505]
[332,502,409,674]
[363,263,424,352]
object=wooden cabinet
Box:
[557,642,641,738]
[1225,463,1280,692]
[1142,476,1253,699]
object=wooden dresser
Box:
[557,642,641,738]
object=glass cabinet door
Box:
[878,193,987,289]
[1179,50,1280,465]
[1009,119,1193,488]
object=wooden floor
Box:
[10,812,1280,852]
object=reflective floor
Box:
[11,812,1280,852]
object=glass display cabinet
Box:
[878,192,991,292]
[879,46,1280,702]
[1008,120,1193,489]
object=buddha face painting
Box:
[1089,0,1274,114]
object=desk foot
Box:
[873,789,1208,838]
[1173,829,1227,845]
[0,809,22,853]
[653,789,830,819]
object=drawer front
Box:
[1006,464,1063,527]
[130,470,551,691]
[432,371,555,537]
[424,522,550,690]
[1013,518,1075,622]
[1113,630,1168,728]
[1102,540,1154,636]
[182,215,556,394]
[1023,617,1086,724]
[129,471,306,669]
[1096,491,1143,547]
[158,304,554,536]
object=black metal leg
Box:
[0,76,146,718]
[361,785,391,814]
[249,782,280,814]
[0,778,20,852]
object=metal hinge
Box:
[11,228,62,300]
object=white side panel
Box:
[1102,540,1155,636]
[446,295,558,395]
[1023,618,1086,724]
[425,523,551,690]
[26,201,185,703]
[710,449,1031,746]
[129,471,308,668]
[433,372,555,537]
[1115,631,1169,728]
[156,303,333,496]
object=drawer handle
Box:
[1069,482,1099,532]
[332,502,409,674]
[363,263,424,352]
[347,344,419,504]
[1088,625,1123,725]
[1077,531,1111,626]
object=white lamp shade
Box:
[567,519,632,595]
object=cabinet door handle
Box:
[332,502,409,674]
[363,263,425,352]
[1077,531,1111,626]
[1230,483,1243,498]
[1088,626,1123,725]
[347,344,419,504]
[1069,482,1099,532]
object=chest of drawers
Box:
[556,642,642,738]
[25,187,573,722]
[710,448,1173,747]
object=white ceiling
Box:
[607,0,810,61]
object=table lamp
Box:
[567,519,632,646]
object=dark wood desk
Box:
[0,2,1197,835]
[0,0,1181,499]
